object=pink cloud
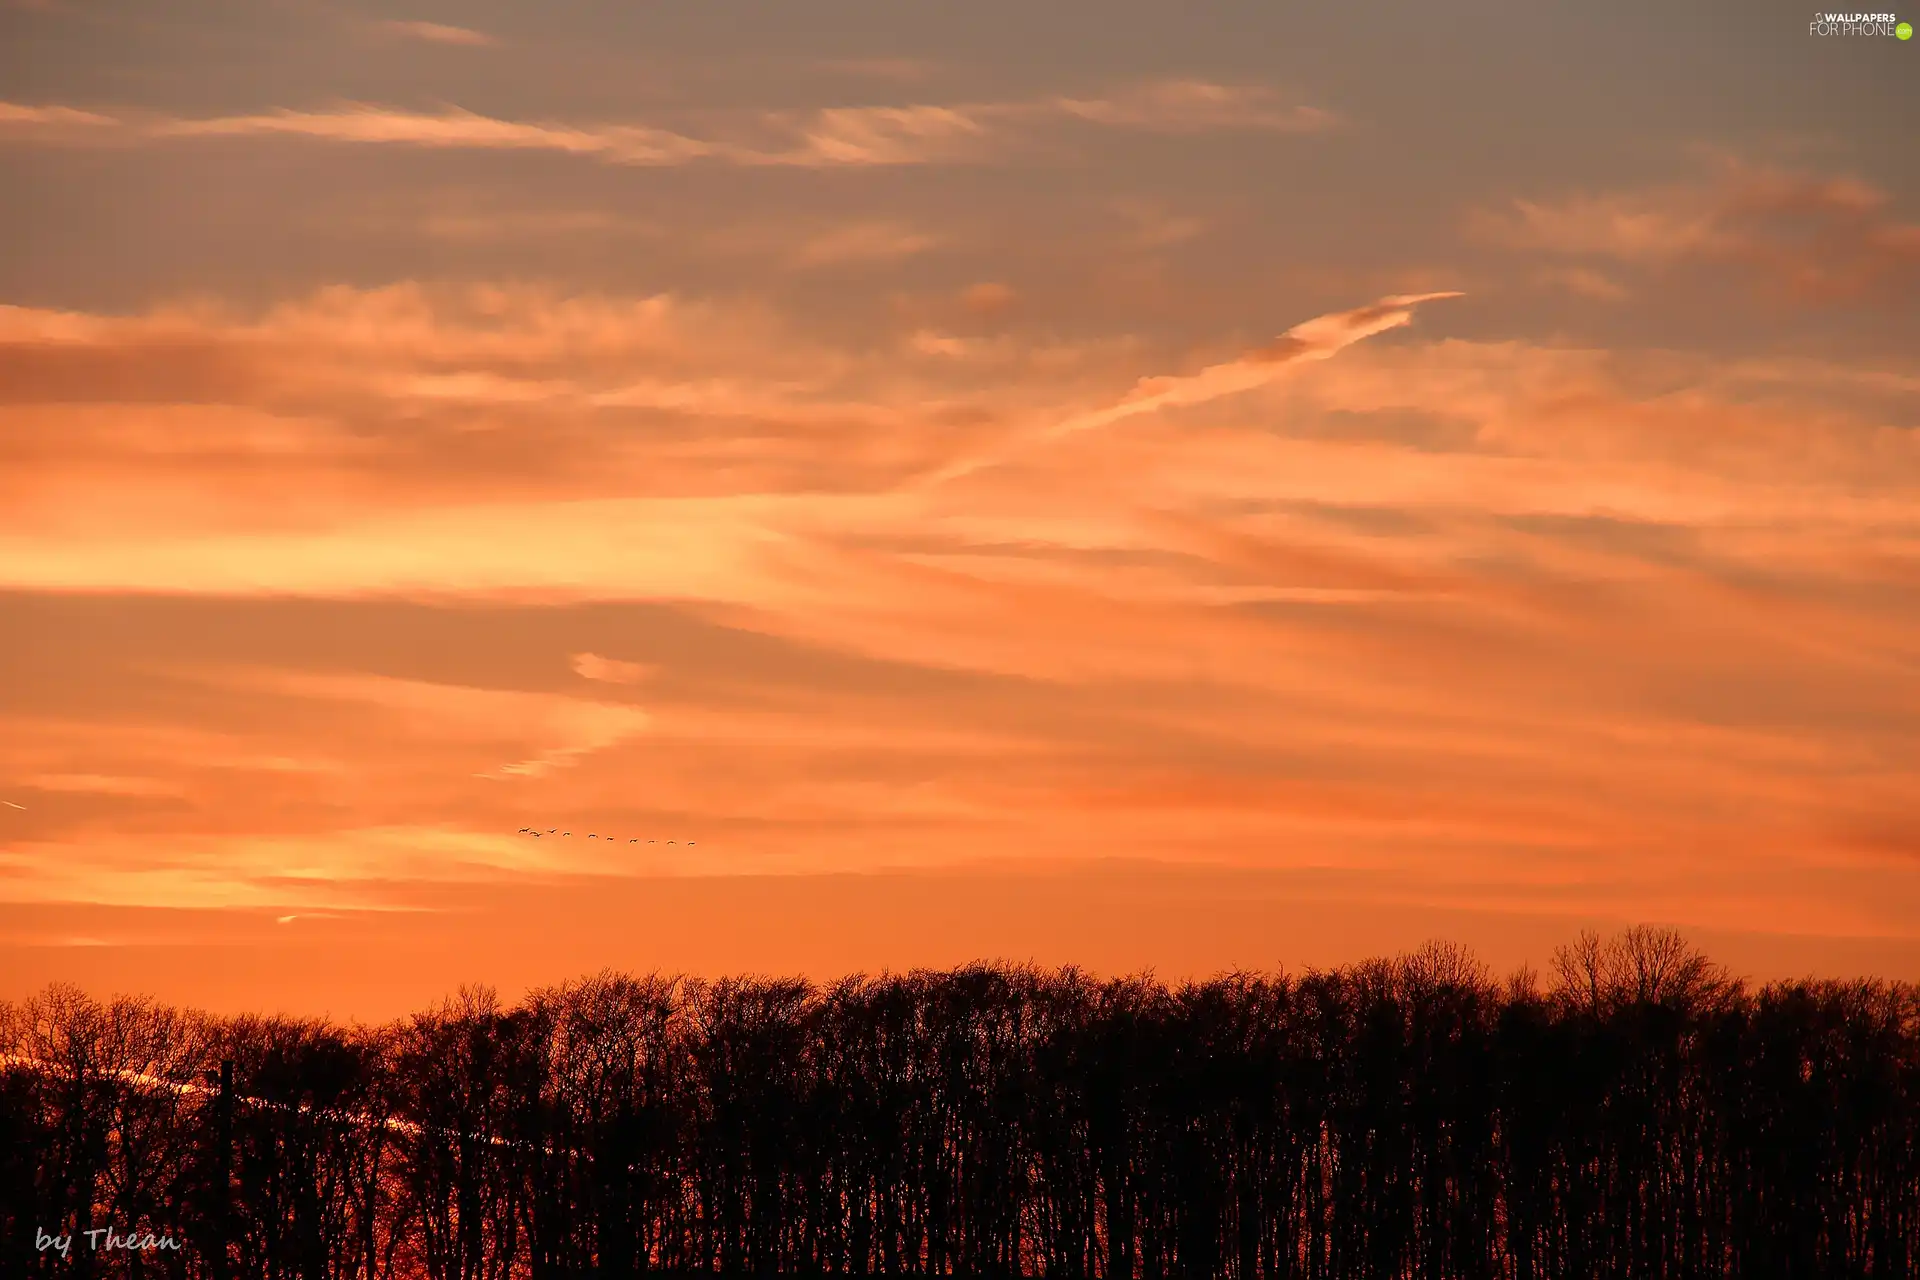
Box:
[378,20,497,48]
[1479,159,1920,301]
[0,80,1336,168]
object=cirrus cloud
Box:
[0,79,1336,169]
[1477,158,1920,302]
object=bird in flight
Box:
[512,828,696,844]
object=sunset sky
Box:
[3,1,1917,1018]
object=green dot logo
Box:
[1899,20,1914,38]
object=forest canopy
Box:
[4,928,1917,1278]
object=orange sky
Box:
[2,1,1917,1018]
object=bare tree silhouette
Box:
[4,930,1916,1277]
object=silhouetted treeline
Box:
[4,928,1918,1278]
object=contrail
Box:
[909,291,1462,489]
[2,801,24,810]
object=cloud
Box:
[1534,266,1630,302]
[31,280,1909,647]
[1488,191,1717,261]
[961,281,1017,315]
[571,652,659,685]
[917,291,1463,486]
[1049,80,1337,133]
[192,667,651,780]
[1479,159,1920,302]
[770,81,1333,165]
[777,103,990,165]
[21,773,182,797]
[153,106,720,165]
[490,706,645,777]
[0,826,596,909]
[790,220,942,267]
[819,57,935,83]
[0,279,1095,542]
[0,80,1335,168]
[0,102,120,144]
[910,330,973,357]
[0,102,116,127]
[6,282,1912,597]
[407,207,647,242]
[378,20,497,47]
[0,282,1908,679]
[2,280,1916,943]
[1053,290,1465,433]
[1111,200,1209,249]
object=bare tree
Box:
[6,929,1917,1278]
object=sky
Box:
[2,0,1917,1019]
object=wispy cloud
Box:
[1478,159,1920,301]
[153,106,719,164]
[571,653,660,685]
[819,57,935,83]
[0,101,119,143]
[20,772,182,797]
[3,281,1915,937]
[918,291,1462,485]
[775,103,989,165]
[1533,266,1629,302]
[1110,200,1209,249]
[1049,80,1336,133]
[378,20,497,48]
[0,80,1336,168]
[0,826,597,909]
[190,667,652,781]
[960,281,1017,314]
[407,207,650,242]
[0,102,115,126]
[789,220,942,267]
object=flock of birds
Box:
[518,828,694,846]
